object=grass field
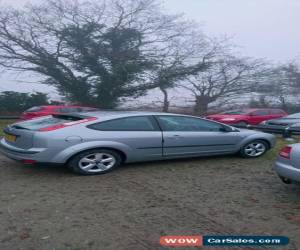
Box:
[0,119,300,249]
[0,120,16,136]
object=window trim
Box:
[154,115,229,132]
[87,115,161,132]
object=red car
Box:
[206,108,287,126]
[20,105,99,120]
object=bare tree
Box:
[255,63,300,109]
[181,55,263,115]
[151,35,225,112]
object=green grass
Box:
[0,120,16,136]
[264,136,300,161]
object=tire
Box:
[240,140,269,158]
[68,149,122,175]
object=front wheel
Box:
[68,149,122,175]
[240,140,268,158]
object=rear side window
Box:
[251,110,270,116]
[26,106,44,112]
[14,115,82,131]
[88,116,157,131]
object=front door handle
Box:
[168,135,184,139]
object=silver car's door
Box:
[155,115,241,157]
[86,115,163,161]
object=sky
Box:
[0,0,300,98]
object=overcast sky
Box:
[0,0,299,97]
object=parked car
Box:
[260,112,300,129]
[20,105,99,120]
[0,111,276,175]
[206,108,287,126]
[274,144,300,185]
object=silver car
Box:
[275,143,300,184]
[0,111,276,175]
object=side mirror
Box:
[219,126,233,132]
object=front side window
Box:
[270,109,285,115]
[156,116,224,132]
[88,116,157,131]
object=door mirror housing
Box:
[219,126,235,132]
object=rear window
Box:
[13,115,82,131]
[26,106,44,112]
[79,107,98,112]
[57,107,80,113]
[286,113,300,119]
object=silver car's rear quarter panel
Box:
[275,160,300,182]
[0,137,69,163]
[274,143,300,183]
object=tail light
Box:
[39,117,97,132]
[279,146,292,159]
[22,159,37,165]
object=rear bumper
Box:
[274,160,300,183]
[0,138,46,162]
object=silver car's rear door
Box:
[156,115,240,157]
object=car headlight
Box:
[260,121,267,125]
[221,118,236,121]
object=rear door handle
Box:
[168,135,184,139]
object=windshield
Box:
[221,110,249,115]
[286,113,300,119]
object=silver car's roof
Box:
[81,110,191,119]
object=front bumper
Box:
[274,160,300,183]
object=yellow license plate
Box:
[4,133,17,142]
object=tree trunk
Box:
[193,96,210,116]
[278,94,287,111]
[160,87,170,112]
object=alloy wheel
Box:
[244,142,266,157]
[78,153,116,173]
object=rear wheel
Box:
[240,140,268,158]
[68,149,122,175]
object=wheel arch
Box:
[66,147,127,164]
